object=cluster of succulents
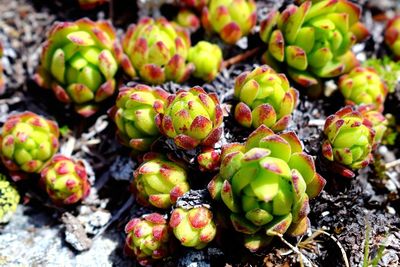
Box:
[2,0,399,266]
[260,0,369,87]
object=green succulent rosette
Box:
[122,17,194,85]
[155,86,223,150]
[188,41,223,82]
[208,125,326,250]
[260,0,369,87]
[0,173,20,223]
[132,153,190,209]
[112,84,170,152]
[234,65,299,131]
[170,206,217,249]
[174,9,201,32]
[201,0,257,44]
[35,18,130,117]
[339,67,388,112]
[322,106,374,173]
[40,155,90,205]
[357,104,387,148]
[124,213,171,266]
[0,112,60,179]
[385,16,400,60]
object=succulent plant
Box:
[122,17,194,85]
[78,0,108,9]
[132,153,190,209]
[0,42,4,94]
[201,0,257,44]
[40,155,90,205]
[170,206,217,249]
[155,86,223,150]
[112,84,169,152]
[260,0,369,87]
[124,213,170,266]
[181,0,209,10]
[234,65,299,131]
[207,125,325,249]
[188,41,223,82]
[339,67,388,112]
[175,9,201,32]
[35,18,130,117]
[357,105,388,147]
[0,112,60,178]
[197,148,221,172]
[322,106,374,175]
[385,16,400,60]
[0,173,20,223]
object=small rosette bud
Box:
[124,213,171,266]
[208,125,325,250]
[322,106,374,171]
[175,9,201,32]
[357,104,388,147]
[155,86,223,150]
[78,0,108,9]
[0,174,20,223]
[112,84,170,152]
[40,155,90,205]
[132,153,190,209]
[234,65,298,131]
[170,207,217,249]
[339,67,388,112]
[260,0,369,87]
[188,41,223,82]
[385,16,400,59]
[35,18,130,117]
[0,112,60,177]
[181,0,209,10]
[122,17,194,84]
[197,148,221,172]
[201,0,257,44]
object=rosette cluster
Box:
[35,18,128,117]
[208,125,325,249]
[260,0,369,87]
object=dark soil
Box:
[0,0,399,266]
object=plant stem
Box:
[222,47,261,69]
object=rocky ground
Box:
[0,0,399,266]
